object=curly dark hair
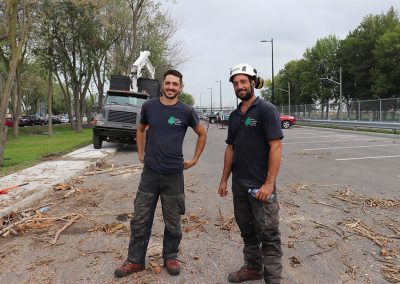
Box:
[163,69,183,85]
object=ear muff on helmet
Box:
[254,77,264,89]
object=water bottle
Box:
[248,188,275,202]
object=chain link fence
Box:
[280,97,400,123]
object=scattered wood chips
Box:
[182,213,207,233]
[216,209,236,231]
[88,222,127,234]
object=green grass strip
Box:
[1,124,92,177]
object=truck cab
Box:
[92,51,159,149]
[92,88,149,149]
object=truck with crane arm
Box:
[92,51,160,149]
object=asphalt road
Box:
[0,123,399,283]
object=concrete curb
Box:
[0,145,116,219]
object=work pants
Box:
[127,166,185,264]
[232,182,282,283]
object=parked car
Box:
[218,112,230,123]
[19,115,43,127]
[44,116,62,125]
[207,112,219,123]
[4,117,13,127]
[60,115,70,123]
[279,114,296,129]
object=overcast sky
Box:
[163,0,399,109]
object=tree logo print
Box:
[168,116,177,125]
[244,116,257,127]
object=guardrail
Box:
[298,119,400,134]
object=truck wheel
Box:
[93,134,103,149]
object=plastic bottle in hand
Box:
[248,188,275,202]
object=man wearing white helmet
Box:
[218,63,283,283]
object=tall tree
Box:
[179,91,194,106]
[42,1,99,132]
[303,35,341,118]
[92,0,129,110]
[372,23,400,98]
[0,1,33,166]
[338,7,399,101]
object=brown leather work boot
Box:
[114,260,145,277]
[228,266,263,283]
[164,258,181,275]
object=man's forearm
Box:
[136,125,146,160]
[191,123,207,162]
[192,132,206,162]
[220,145,233,183]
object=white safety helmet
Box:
[229,63,257,82]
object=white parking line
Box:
[304,144,398,151]
[283,138,382,145]
[287,134,355,140]
[336,155,400,161]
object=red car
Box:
[4,117,13,127]
[280,114,296,129]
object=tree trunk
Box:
[11,85,20,139]
[12,62,24,139]
[0,2,30,166]
[47,61,53,137]
[55,66,74,130]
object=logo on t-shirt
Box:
[168,115,182,126]
[244,116,257,127]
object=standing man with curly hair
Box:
[115,69,207,278]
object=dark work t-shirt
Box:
[140,98,199,174]
[226,96,283,187]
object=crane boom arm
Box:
[130,51,155,92]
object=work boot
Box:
[164,258,181,275]
[114,260,145,277]
[228,266,263,283]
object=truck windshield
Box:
[105,93,147,107]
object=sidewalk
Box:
[0,145,116,219]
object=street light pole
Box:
[339,66,342,120]
[207,87,213,113]
[288,82,290,116]
[261,38,274,104]
[216,80,222,112]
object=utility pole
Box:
[260,38,274,104]
[216,80,222,112]
[207,87,213,113]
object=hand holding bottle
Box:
[248,188,275,203]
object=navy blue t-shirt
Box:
[226,97,283,187]
[140,98,199,174]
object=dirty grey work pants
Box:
[232,182,282,283]
[128,166,185,264]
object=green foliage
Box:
[261,79,272,101]
[179,91,194,106]
[303,35,341,104]
[1,124,92,177]
[338,7,399,101]
[275,7,400,109]
[372,24,400,97]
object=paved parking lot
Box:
[279,126,400,197]
[1,123,399,283]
